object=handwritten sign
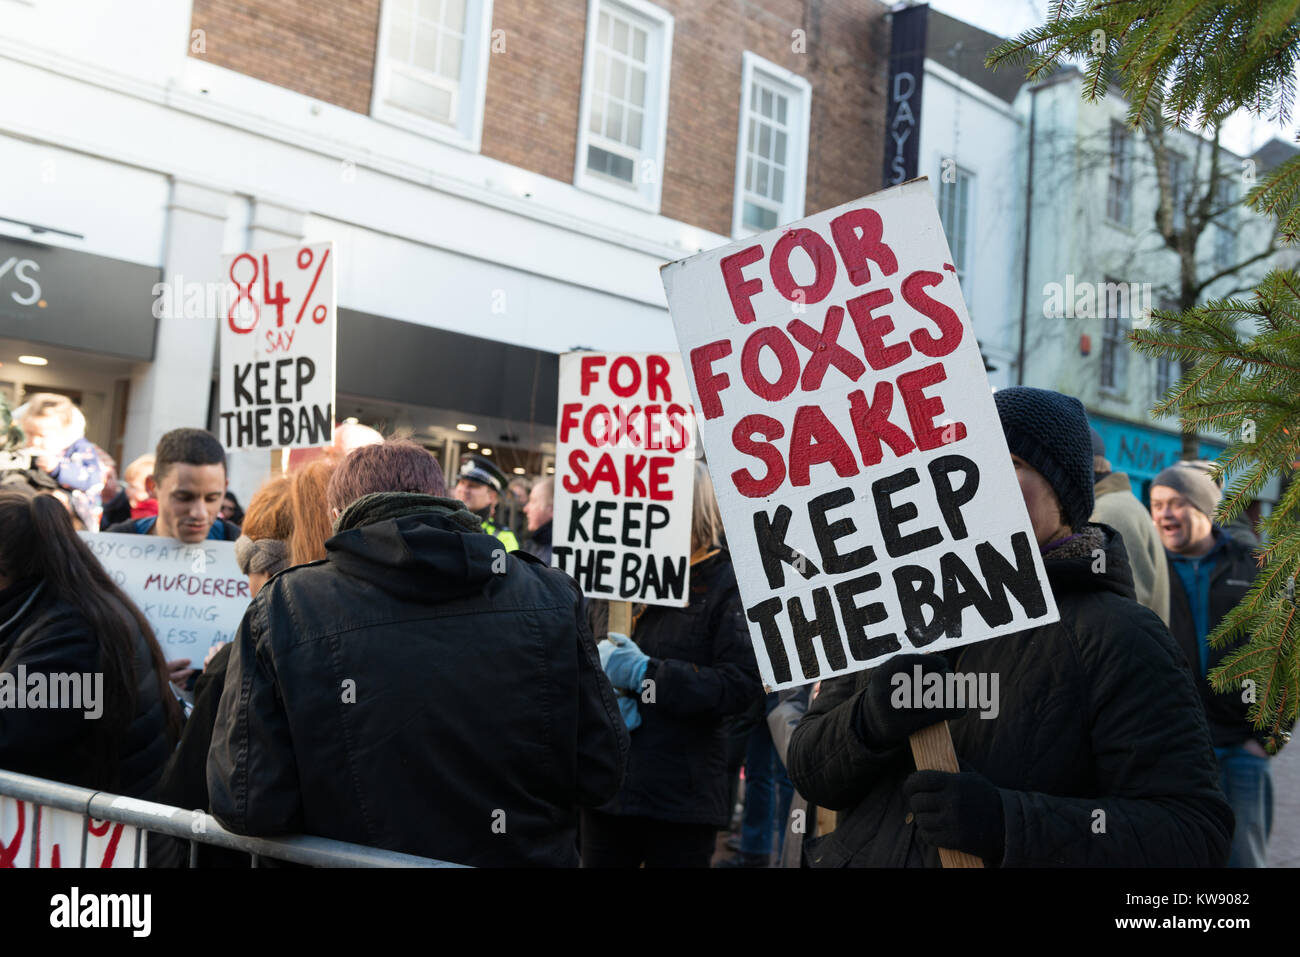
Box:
[79,533,250,665]
[0,798,141,868]
[219,241,336,451]
[660,179,1058,690]
[552,352,697,607]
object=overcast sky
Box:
[924,0,1288,156]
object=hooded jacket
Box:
[206,505,629,867]
[787,524,1232,867]
[0,580,173,797]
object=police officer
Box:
[454,453,519,552]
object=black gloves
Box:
[853,653,967,751]
[903,770,1006,865]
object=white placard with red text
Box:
[0,797,143,868]
[79,533,250,667]
[661,178,1058,689]
[553,352,697,607]
[219,241,336,451]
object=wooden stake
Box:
[607,601,633,637]
[908,722,984,869]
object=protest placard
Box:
[660,178,1059,690]
[218,241,336,451]
[0,798,142,868]
[552,352,697,607]
[79,533,251,666]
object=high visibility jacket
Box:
[481,518,519,552]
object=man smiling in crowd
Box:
[1151,462,1282,867]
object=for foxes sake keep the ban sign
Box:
[660,179,1058,689]
[219,241,336,451]
[553,352,696,607]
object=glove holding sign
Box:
[600,632,648,731]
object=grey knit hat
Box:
[1151,463,1222,519]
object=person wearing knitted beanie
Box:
[992,386,1095,547]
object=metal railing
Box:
[0,768,466,868]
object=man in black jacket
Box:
[1152,463,1281,867]
[206,439,628,866]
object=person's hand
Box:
[166,658,195,687]
[616,693,641,731]
[854,653,967,750]
[600,632,649,693]
[34,454,57,473]
[203,642,228,669]
[1243,738,1270,758]
[903,769,1006,864]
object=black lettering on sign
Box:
[753,504,821,589]
[787,587,846,679]
[746,597,791,685]
[808,486,876,574]
[873,467,941,558]
[834,572,899,661]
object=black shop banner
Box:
[660,179,1058,690]
[552,352,697,607]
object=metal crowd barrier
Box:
[0,768,466,868]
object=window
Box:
[372,0,494,150]
[1155,354,1176,397]
[575,0,673,210]
[1101,276,1127,391]
[1213,175,1236,270]
[1167,151,1189,232]
[1107,120,1132,227]
[937,163,974,290]
[732,53,811,237]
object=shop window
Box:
[372,0,494,151]
[575,0,673,211]
[732,53,810,237]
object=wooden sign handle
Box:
[607,600,633,638]
[908,722,984,869]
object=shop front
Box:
[0,234,161,466]
[1090,413,1230,506]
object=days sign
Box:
[219,242,336,451]
[0,798,142,868]
[79,533,250,666]
[883,3,928,187]
[660,179,1058,690]
[552,352,697,607]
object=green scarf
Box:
[334,492,484,535]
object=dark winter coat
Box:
[787,524,1233,867]
[0,580,172,798]
[206,510,629,867]
[1166,529,1279,750]
[522,520,553,566]
[598,550,763,828]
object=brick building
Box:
[0,0,889,498]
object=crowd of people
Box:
[0,383,1287,867]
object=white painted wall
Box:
[919,61,1024,389]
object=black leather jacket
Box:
[206,510,629,867]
